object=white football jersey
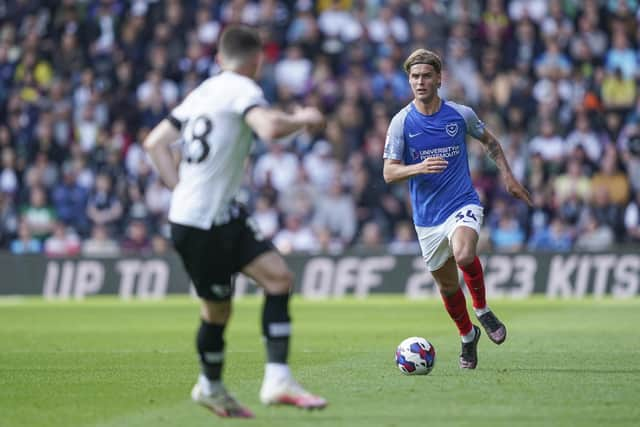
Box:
[168,71,267,229]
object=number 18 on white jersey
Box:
[168,71,268,229]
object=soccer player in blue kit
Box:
[383,49,532,369]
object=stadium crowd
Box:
[0,0,639,256]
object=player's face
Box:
[408,64,441,103]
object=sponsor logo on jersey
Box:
[409,145,461,162]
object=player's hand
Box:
[504,174,532,206]
[295,106,325,133]
[419,157,448,174]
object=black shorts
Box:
[170,209,273,301]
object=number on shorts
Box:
[455,209,477,223]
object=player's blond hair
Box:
[403,49,442,74]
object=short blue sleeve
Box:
[447,102,485,139]
[383,106,410,161]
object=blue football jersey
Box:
[383,100,485,227]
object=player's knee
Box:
[201,300,232,324]
[437,281,459,295]
[281,268,295,292]
[453,247,475,267]
[269,268,294,294]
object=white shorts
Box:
[415,204,484,272]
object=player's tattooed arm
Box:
[478,129,533,206]
[478,129,509,172]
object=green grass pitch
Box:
[1,296,639,427]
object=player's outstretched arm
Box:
[383,157,448,183]
[143,119,181,190]
[477,129,532,206]
[245,106,324,142]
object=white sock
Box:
[198,373,223,395]
[461,327,477,343]
[264,363,291,382]
[474,306,491,317]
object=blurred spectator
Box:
[557,192,584,228]
[253,142,299,192]
[19,185,56,240]
[505,18,543,70]
[273,213,317,254]
[508,0,547,23]
[51,163,90,235]
[491,213,526,252]
[0,192,18,247]
[24,151,58,191]
[570,12,607,60]
[0,147,18,197]
[388,221,420,255]
[527,217,573,252]
[587,186,625,239]
[144,177,171,224]
[601,67,636,110]
[253,194,279,240]
[528,120,566,170]
[605,30,637,80]
[303,140,339,191]
[590,149,630,206]
[312,178,357,246]
[274,44,312,97]
[624,191,640,243]
[534,38,572,81]
[151,233,170,255]
[44,220,81,257]
[86,173,123,233]
[312,226,344,254]
[574,212,615,251]
[317,0,363,46]
[371,56,411,101]
[287,5,321,54]
[121,219,151,255]
[446,37,481,105]
[13,49,53,92]
[137,69,179,109]
[540,0,574,49]
[123,180,150,224]
[367,5,410,45]
[75,104,101,153]
[553,158,592,205]
[619,123,640,194]
[352,221,384,252]
[81,224,120,257]
[565,113,603,163]
[10,220,42,254]
[409,0,448,53]
[221,0,261,25]
[277,166,317,219]
[478,0,511,47]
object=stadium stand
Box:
[0,0,639,254]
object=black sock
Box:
[197,320,225,381]
[262,293,291,364]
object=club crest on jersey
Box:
[446,122,459,137]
